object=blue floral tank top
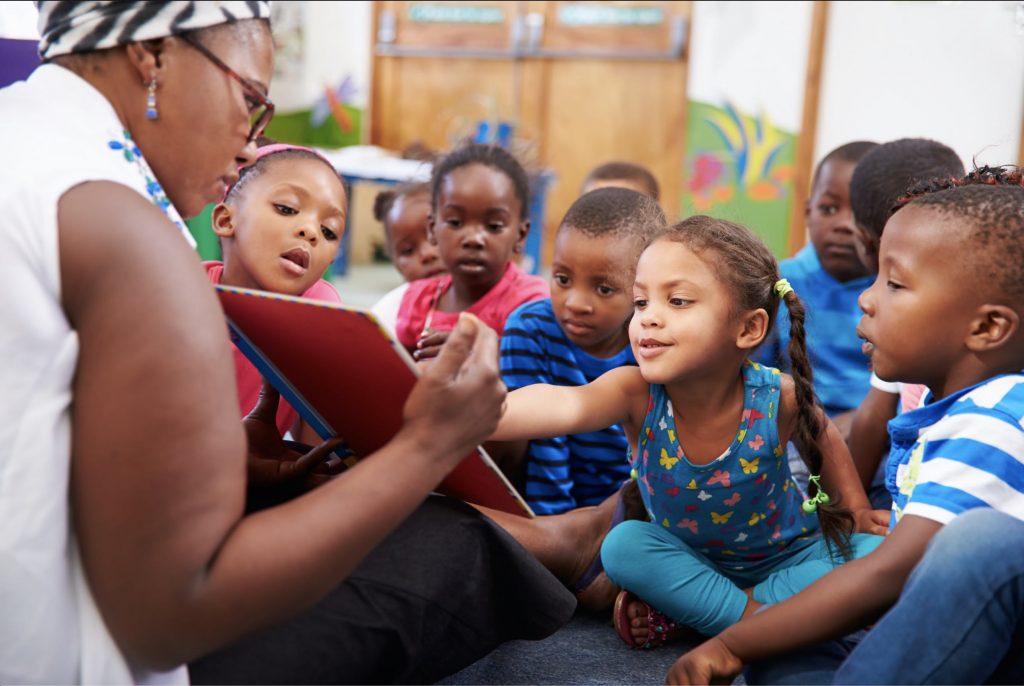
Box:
[632,361,818,566]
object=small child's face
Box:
[807,159,869,282]
[218,157,346,296]
[550,227,636,358]
[629,240,740,386]
[386,193,445,282]
[856,206,972,390]
[429,163,527,291]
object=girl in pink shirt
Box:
[206,144,346,440]
[395,144,549,361]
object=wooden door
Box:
[526,1,690,264]
[372,1,523,152]
[371,0,692,267]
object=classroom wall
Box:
[814,0,1024,170]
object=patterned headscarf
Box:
[36,1,272,60]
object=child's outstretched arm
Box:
[666,514,943,685]
[779,376,888,535]
[491,366,647,443]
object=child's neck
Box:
[929,353,1024,402]
[218,259,257,291]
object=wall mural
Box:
[681,1,812,259]
[682,99,796,258]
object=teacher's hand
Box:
[403,313,506,468]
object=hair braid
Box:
[783,292,854,558]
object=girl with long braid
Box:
[491,216,887,648]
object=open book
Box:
[216,284,533,518]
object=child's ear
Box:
[737,308,770,350]
[515,219,531,255]
[426,213,438,245]
[804,199,811,221]
[965,304,1020,353]
[211,203,236,238]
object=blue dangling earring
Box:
[145,77,158,120]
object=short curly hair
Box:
[899,168,1024,305]
[849,138,964,238]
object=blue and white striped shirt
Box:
[500,299,634,514]
[887,373,1024,527]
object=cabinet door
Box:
[373,1,523,152]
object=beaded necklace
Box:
[106,128,196,248]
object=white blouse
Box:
[0,64,189,685]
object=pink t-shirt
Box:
[394,262,549,350]
[205,261,342,435]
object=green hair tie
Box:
[801,474,831,513]
[774,278,794,299]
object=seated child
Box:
[753,142,878,433]
[844,138,965,507]
[581,160,660,201]
[501,187,666,515]
[208,143,346,449]
[374,182,444,283]
[370,182,445,330]
[491,215,887,648]
[668,174,1024,685]
[394,144,549,360]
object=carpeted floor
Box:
[438,608,741,685]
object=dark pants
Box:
[189,496,575,684]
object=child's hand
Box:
[413,329,450,362]
[403,313,506,466]
[243,380,345,489]
[666,637,744,685]
[852,507,890,536]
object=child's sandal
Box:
[613,590,680,650]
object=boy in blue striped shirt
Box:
[500,187,666,514]
[667,176,1024,684]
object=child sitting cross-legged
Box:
[490,216,888,649]
[667,171,1024,685]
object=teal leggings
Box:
[601,520,883,636]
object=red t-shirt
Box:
[395,262,549,350]
[204,261,342,435]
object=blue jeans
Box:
[601,519,881,636]
[748,508,1024,684]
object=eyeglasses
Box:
[179,32,275,143]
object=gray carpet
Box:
[438,608,742,685]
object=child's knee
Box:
[600,519,653,587]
